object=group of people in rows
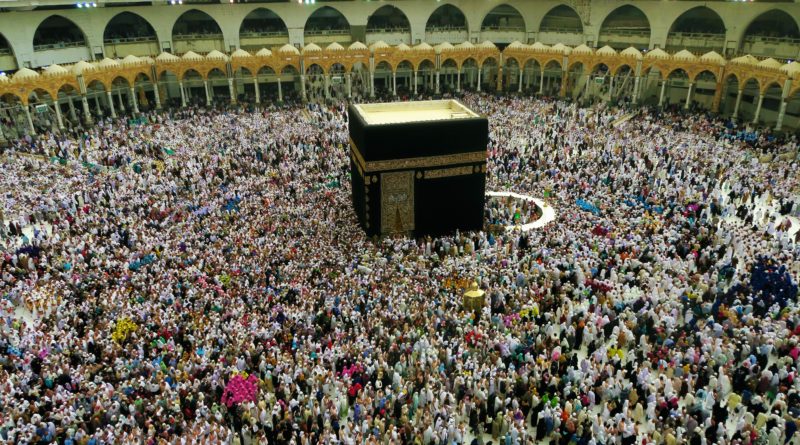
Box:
[1,91,799,445]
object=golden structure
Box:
[2,40,799,133]
[463,282,486,312]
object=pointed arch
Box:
[481,4,525,32]
[172,9,223,39]
[367,5,410,33]
[305,6,350,34]
[426,4,468,33]
[743,9,799,40]
[539,5,583,33]
[598,5,650,50]
[0,32,17,71]
[33,15,88,50]
[104,11,157,42]
[669,7,725,35]
[740,9,799,58]
[240,8,288,38]
[666,6,725,53]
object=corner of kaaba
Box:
[348,100,488,237]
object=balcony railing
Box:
[426,26,467,32]
[103,36,157,44]
[33,41,87,51]
[304,29,350,36]
[366,26,410,34]
[743,35,800,45]
[0,48,11,56]
[539,27,583,34]
[668,32,725,40]
[481,25,525,32]
[598,29,651,37]
[173,33,224,41]
[239,30,288,38]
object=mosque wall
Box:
[0,0,799,70]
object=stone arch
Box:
[539,5,583,33]
[104,11,157,42]
[761,80,783,95]
[367,5,410,33]
[172,9,224,53]
[742,9,799,40]
[666,6,725,53]
[158,68,180,82]
[240,8,289,45]
[86,79,108,93]
[740,9,799,58]
[665,67,689,80]
[28,88,54,104]
[741,77,761,93]
[691,69,717,83]
[598,5,651,51]
[280,65,298,76]
[668,7,725,36]
[612,63,633,76]
[306,63,325,75]
[0,32,18,71]
[181,68,203,82]
[393,59,415,73]
[426,4,468,33]
[305,6,350,35]
[33,15,88,49]
[255,65,275,87]
[481,4,526,32]
[111,76,132,90]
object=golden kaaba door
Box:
[381,171,415,234]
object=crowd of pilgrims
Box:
[0,92,799,445]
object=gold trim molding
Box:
[349,138,487,173]
[424,165,477,179]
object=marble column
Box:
[776,99,788,131]
[370,71,375,97]
[117,89,125,112]
[228,78,236,104]
[107,91,117,118]
[609,76,615,98]
[53,100,64,130]
[68,96,78,122]
[81,95,92,124]
[732,89,743,119]
[538,69,544,95]
[130,87,139,113]
[684,82,693,110]
[25,106,35,134]
[179,81,187,107]
[152,80,162,109]
[752,93,764,124]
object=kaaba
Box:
[348,100,488,237]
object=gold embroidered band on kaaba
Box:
[349,137,487,174]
